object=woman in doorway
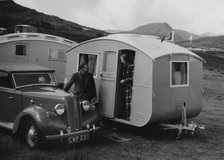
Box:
[119,53,134,121]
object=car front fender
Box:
[12,105,49,134]
[12,105,67,135]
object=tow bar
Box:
[159,103,205,139]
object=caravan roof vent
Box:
[7,35,21,40]
[45,35,58,41]
[0,28,7,36]
[63,39,74,44]
[15,25,37,33]
[26,34,39,38]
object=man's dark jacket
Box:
[64,72,96,101]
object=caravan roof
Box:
[67,34,203,61]
[0,32,76,47]
[0,63,54,73]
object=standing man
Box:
[64,63,96,103]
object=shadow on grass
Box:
[0,128,25,159]
[99,120,206,143]
[38,129,117,151]
[0,120,207,160]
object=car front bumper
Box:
[45,125,101,143]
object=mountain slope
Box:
[126,23,186,42]
[127,22,224,50]
[199,32,220,37]
[1,0,224,50]
[175,29,200,41]
[130,23,172,36]
[0,0,107,42]
[178,36,224,50]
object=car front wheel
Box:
[25,120,43,149]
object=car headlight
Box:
[82,100,91,111]
[54,104,65,115]
[81,101,96,111]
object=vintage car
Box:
[0,63,101,149]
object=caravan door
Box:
[99,51,117,118]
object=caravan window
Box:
[16,45,27,56]
[48,49,67,61]
[103,51,116,73]
[171,61,189,87]
[78,53,98,77]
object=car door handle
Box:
[9,96,15,100]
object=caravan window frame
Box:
[48,48,67,62]
[15,43,28,56]
[77,52,99,78]
[170,61,189,88]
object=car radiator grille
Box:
[66,96,82,131]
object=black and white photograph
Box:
[0,0,224,159]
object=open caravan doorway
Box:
[115,49,135,121]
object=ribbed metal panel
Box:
[66,96,82,131]
[73,96,82,130]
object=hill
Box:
[175,29,200,41]
[199,32,220,37]
[125,23,194,42]
[0,0,107,42]
[125,22,224,50]
[129,23,172,36]
[178,36,224,50]
[1,0,223,50]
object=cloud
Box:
[13,0,224,35]
[68,0,138,30]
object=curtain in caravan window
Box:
[88,55,97,75]
[79,54,89,65]
[103,51,116,73]
[48,49,66,61]
[79,53,97,76]
[172,62,188,86]
[181,63,187,84]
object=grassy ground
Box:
[1,51,224,160]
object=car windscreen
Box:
[13,72,56,88]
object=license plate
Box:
[68,133,90,144]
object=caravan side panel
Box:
[0,42,15,62]
[0,40,72,84]
[130,51,153,126]
[151,54,203,123]
[27,40,69,84]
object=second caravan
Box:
[0,25,77,86]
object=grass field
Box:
[0,51,224,160]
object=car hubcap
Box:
[27,125,37,148]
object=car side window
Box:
[0,72,13,88]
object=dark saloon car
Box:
[0,63,101,149]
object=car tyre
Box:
[25,120,43,149]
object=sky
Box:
[13,0,224,35]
